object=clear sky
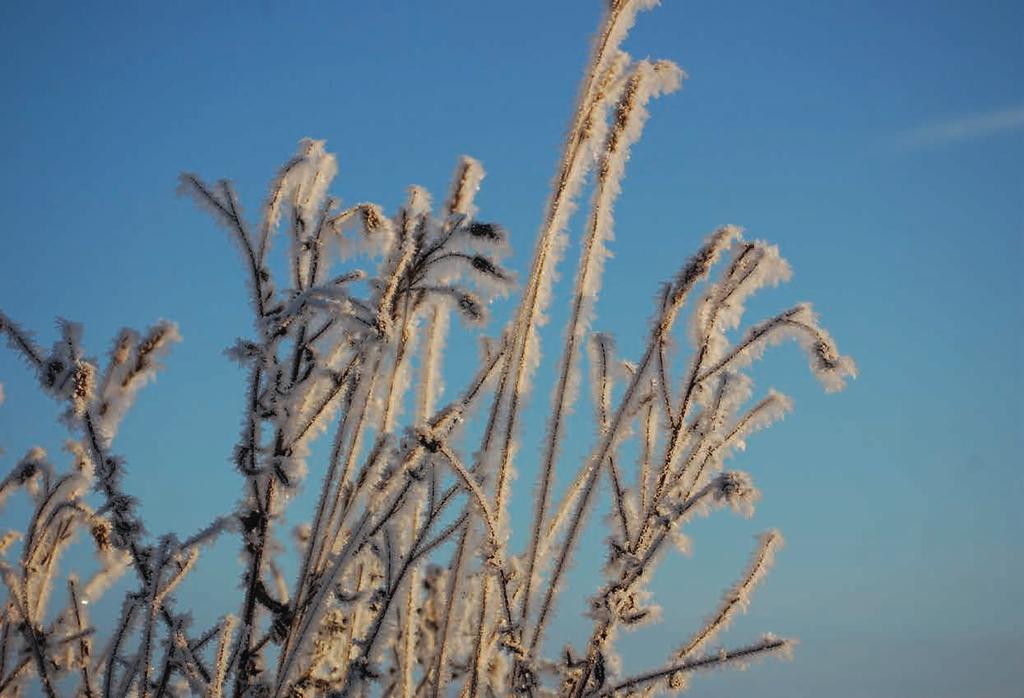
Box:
[1,1,1021,696]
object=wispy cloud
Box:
[899,105,1024,148]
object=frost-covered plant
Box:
[0,2,855,696]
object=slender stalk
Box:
[602,637,793,696]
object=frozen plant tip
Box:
[0,2,854,696]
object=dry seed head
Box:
[446,156,486,217]
[581,50,631,144]
[466,222,506,242]
[69,361,95,418]
[712,471,760,517]
[667,670,689,691]
[91,519,112,552]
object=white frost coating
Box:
[95,321,181,440]
[675,373,747,486]
[403,184,432,223]
[380,309,420,434]
[518,59,682,630]
[587,333,619,421]
[580,58,684,397]
[724,389,794,454]
[580,49,633,168]
[668,469,759,531]
[663,225,744,334]
[34,320,96,423]
[372,186,432,340]
[673,381,787,497]
[290,139,338,226]
[709,470,761,517]
[0,531,19,556]
[331,202,397,260]
[181,515,236,551]
[288,140,339,289]
[698,303,857,393]
[176,174,238,233]
[691,240,793,365]
[721,368,755,412]
[259,139,337,237]
[587,1,663,111]
[492,0,667,524]
[210,614,237,698]
[515,206,571,398]
[416,303,451,425]
[421,254,515,300]
[286,344,358,451]
[674,530,782,660]
[637,384,659,516]
[446,156,486,218]
[0,447,44,510]
[398,508,423,697]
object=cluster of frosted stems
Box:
[0,1,854,696]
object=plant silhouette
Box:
[0,2,854,695]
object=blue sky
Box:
[1,1,1021,696]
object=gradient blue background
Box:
[1,2,1021,696]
